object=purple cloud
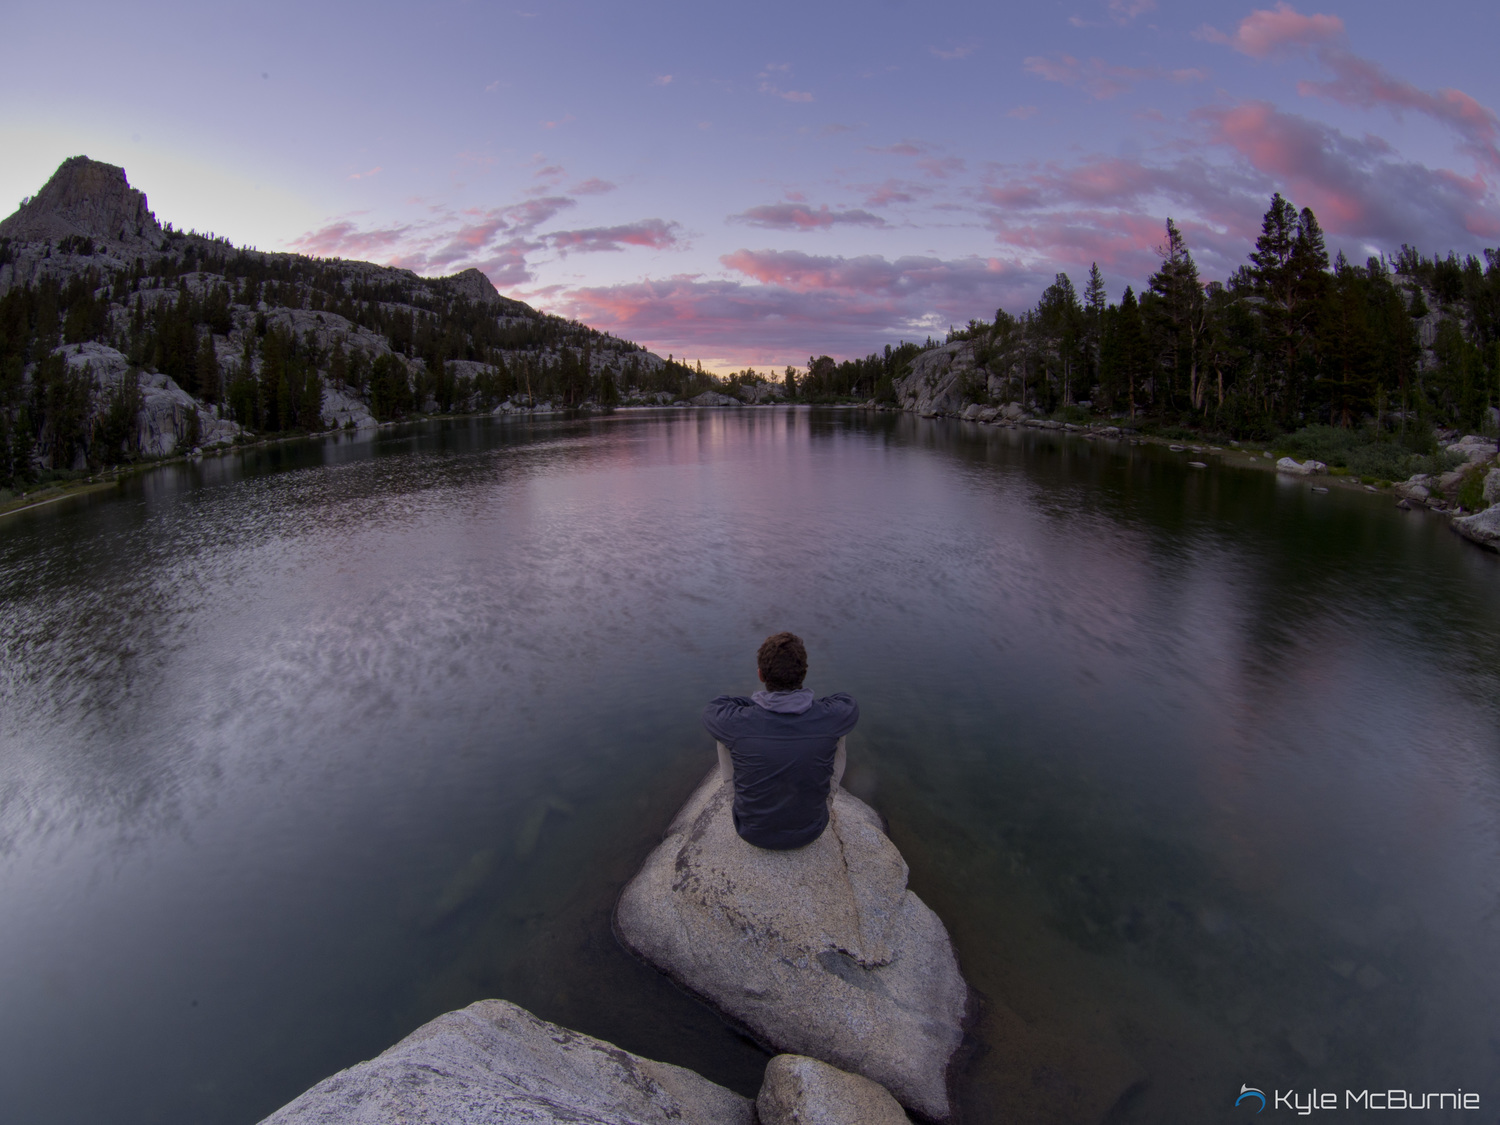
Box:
[731,203,886,230]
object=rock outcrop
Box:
[320,384,378,431]
[438,267,504,306]
[1446,434,1498,463]
[0,156,162,247]
[1395,473,1433,503]
[757,1054,912,1125]
[615,770,970,1121]
[59,342,240,460]
[737,380,782,404]
[1276,456,1328,475]
[690,390,742,407]
[1484,467,1500,507]
[1452,506,1500,550]
[258,999,753,1125]
[893,342,976,416]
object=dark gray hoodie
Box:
[701,690,859,849]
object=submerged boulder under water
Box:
[614,769,971,1121]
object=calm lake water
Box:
[1,408,1498,1124]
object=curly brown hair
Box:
[756,632,808,691]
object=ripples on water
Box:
[1,410,1497,1124]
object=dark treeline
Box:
[936,194,1500,442]
[0,230,715,489]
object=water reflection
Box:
[1,409,1497,1124]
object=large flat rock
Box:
[257,999,753,1125]
[615,770,970,1120]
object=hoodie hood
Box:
[751,688,815,714]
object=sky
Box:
[4,0,1499,373]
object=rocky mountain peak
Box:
[441,267,503,305]
[0,155,163,246]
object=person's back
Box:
[701,632,858,850]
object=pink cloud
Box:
[505,196,575,231]
[1196,3,1344,58]
[1196,100,1500,242]
[1109,0,1156,20]
[290,220,414,259]
[1298,51,1500,172]
[556,253,1047,361]
[719,249,1017,299]
[549,219,683,253]
[732,203,886,230]
[568,177,617,195]
[1007,106,1038,120]
[652,75,673,86]
[930,44,976,61]
[858,179,926,207]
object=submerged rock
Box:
[615,770,970,1120]
[757,1054,912,1125]
[258,999,753,1125]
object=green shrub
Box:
[1458,467,1488,511]
[1275,424,1453,481]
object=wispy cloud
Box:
[930,43,977,61]
[550,219,684,253]
[731,203,887,231]
[864,139,966,179]
[1299,52,1500,173]
[568,177,617,195]
[756,62,813,103]
[1024,54,1207,100]
[652,74,673,86]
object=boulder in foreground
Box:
[258,999,752,1125]
[757,1054,912,1125]
[615,770,970,1120]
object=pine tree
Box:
[1146,218,1206,411]
[1250,194,1302,417]
[1115,286,1147,419]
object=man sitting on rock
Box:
[701,632,859,850]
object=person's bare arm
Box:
[832,736,846,788]
[717,741,734,781]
